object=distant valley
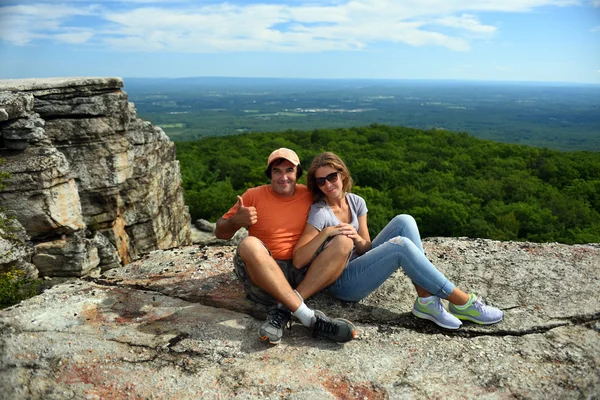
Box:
[124,77,600,151]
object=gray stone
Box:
[0,238,598,399]
[126,111,169,145]
[0,77,123,95]
[191,225,248,246]
[0,147,84,239]
[92,231,121,272]
[43,115,126,143]
[0,92,34,120]
[1,113,48,148]
[32,232,100,277]
[195,218,215,232]
[0,212,37,278]
[3,139,29,151]
[33,91,129,118]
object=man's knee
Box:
[238,236,269,261]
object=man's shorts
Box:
[233,241,309,306]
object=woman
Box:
[293,152,503,330]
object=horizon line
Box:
[120,76,600,86]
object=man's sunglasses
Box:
[315,172,339,187]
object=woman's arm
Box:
[293,223,340,268]
[336,215,371,256]
[353,214,372,256]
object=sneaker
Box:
[258,304,292,345]
[412,296,462,330]
[449,294,504,325]
[310,310,357,343]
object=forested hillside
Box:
[176,124,600,244]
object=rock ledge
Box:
[1,237,598,399]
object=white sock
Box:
[292,302,315,327]
[418,295,434,304]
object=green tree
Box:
[175,124,600,244]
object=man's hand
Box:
[232,196,258,226]
[215,195,257,240]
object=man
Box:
[215,148,357,345]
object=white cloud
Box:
[53,31,95,44]
[0,0,581,52]
[93,1,494,52]
[591,25,600,32]
[433,14,497,34]
[0,4,96,45]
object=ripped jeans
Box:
[328,214,455,302]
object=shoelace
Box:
[433,298,445,314]
[472,298,487,313]
[312,316,339,337]
[268,308,291,330]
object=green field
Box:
[125,77,600,151]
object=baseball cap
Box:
[266,148,300,167]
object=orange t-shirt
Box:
[222,184,313,260]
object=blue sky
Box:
[0,0,599,84]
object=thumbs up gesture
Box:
[233,195,258,226]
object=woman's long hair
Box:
[307,152,353,202]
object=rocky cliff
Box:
[0,78,191,278]
[1,238,599,399]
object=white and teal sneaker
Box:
[412,296,462,330]
[449,294,503,325]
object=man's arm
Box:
[215,216,244,240]
[214,195,257,239]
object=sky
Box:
[0,0,599,84]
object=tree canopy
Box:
[176,124,600,244]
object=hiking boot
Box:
[258,304,292,345]
[449,294,504,325]
[310,310,357,343]
[412,296,462,330]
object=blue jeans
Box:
[328,214,455,302]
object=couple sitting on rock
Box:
[215,148,503,345]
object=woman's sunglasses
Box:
[315,172,339,187]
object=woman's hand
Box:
[335,223,362,243]
[323,225,343,238]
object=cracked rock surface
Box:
[1,237,599,399]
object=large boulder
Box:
[0,78,191,277]
[191,219,248,247]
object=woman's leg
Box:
[371,214,424,253]
[370,215,432,297]
[332,216,502,325]
[328,236,455,302]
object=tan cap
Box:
[266,148,300,167]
